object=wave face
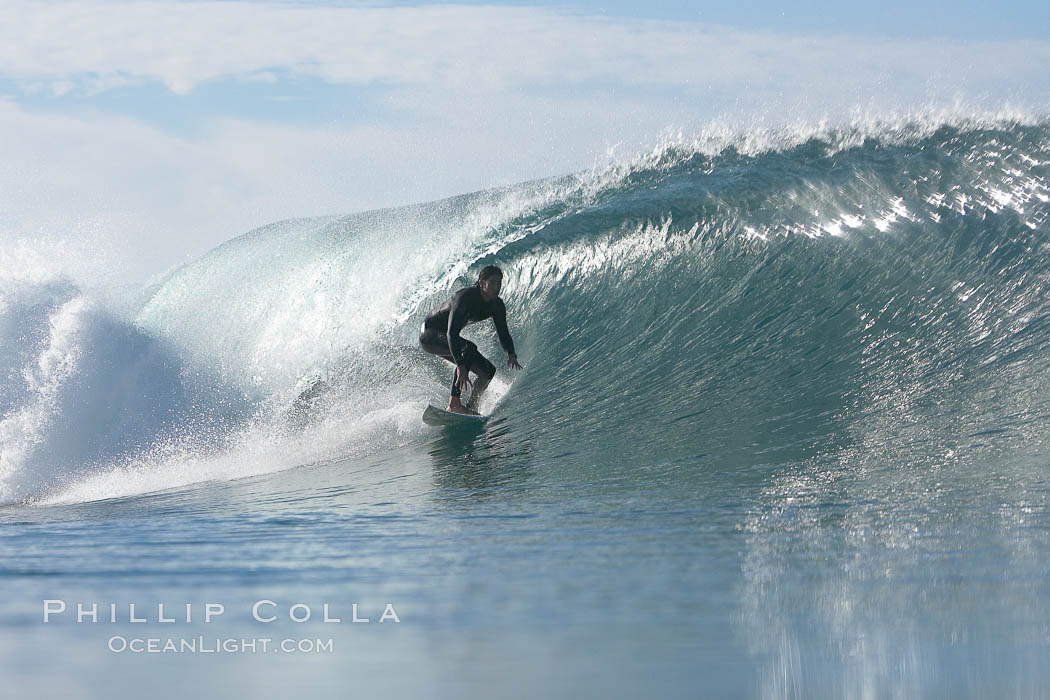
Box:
[2,117,1050,507]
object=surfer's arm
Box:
[446,298,471,367]
[492,300,517,358]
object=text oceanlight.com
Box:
[107,636,335,654]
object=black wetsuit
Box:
[419,286,516,397]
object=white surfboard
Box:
[422,403,489,426]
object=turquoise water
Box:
[2,117,1050,697]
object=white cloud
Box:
[0,1,1048,96]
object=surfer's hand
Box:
[507,354,522,370]
[455,365,473,391]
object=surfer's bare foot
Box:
[446,397,476,415]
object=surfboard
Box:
[422,404,489,426]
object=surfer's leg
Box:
[420,327,475,414]
[447,341,483,414]
[447,341,475,400]
[446,366,479,414]
[449,366,464,398]
[465,353,496,413]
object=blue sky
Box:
[1,0,1048,283]
[375,0,1050,39]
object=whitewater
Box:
[3,114,1050,697]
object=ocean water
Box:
[2,116,1050,698]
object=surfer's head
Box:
[476,265,503,301]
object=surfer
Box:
[419,265,522,415]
